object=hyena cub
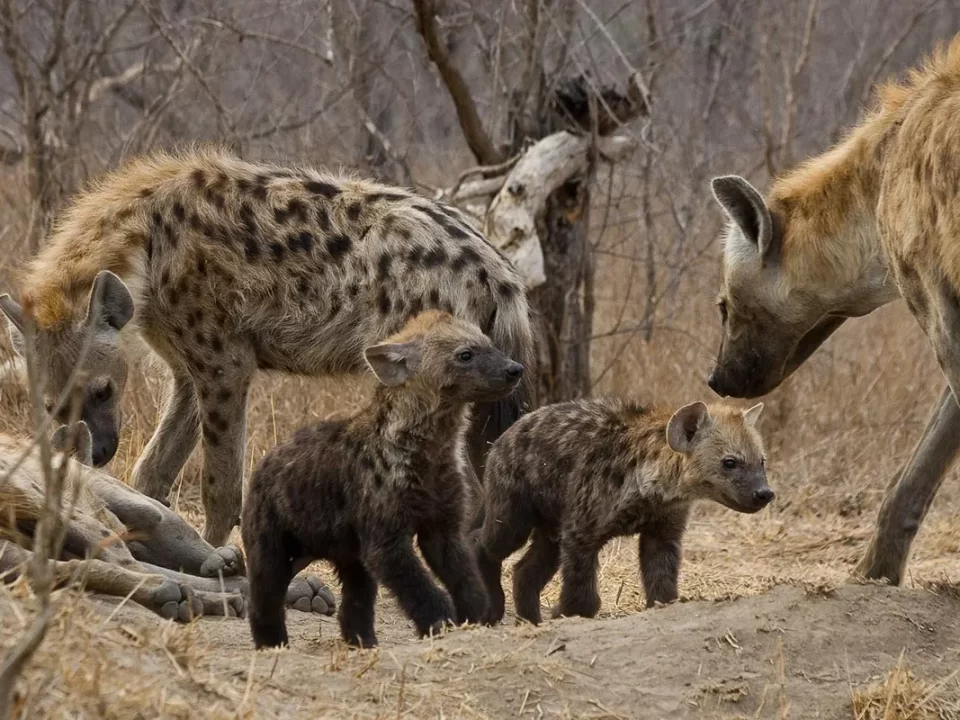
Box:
[242,310,523,648]
[475,398,773,625]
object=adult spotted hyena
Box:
[0,147,536,545]
[707,37,960,585]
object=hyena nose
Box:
[753,488,775,506]
[505,362,524,381]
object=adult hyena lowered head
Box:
[706,36,960,586]
[0,146,536,545]
[242,310,523,649]
[475,398,772,625]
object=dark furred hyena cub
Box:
[242,310,523,649]
[475,399,773,625]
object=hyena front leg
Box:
[639,508,688,607]
[194,360,253,547]
[131,371,200,502]
[856,385,960,585]
[858,271,960,585]
[554,532,602,620]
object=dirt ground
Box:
[4,501,960,719]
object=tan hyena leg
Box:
[196,363,252,547]
[131,372,200,502]
[857,270,960,584]
[856,386,960,584]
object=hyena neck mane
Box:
[766,90,905,313]
[364,383,469,450]
[624,408,686,503]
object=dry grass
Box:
[851,652,960,720]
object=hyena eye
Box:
[43,403,54,415]
[93,384,113,402]
[722,456,738,470]
[457,350,474,363]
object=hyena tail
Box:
[467,290,538,529]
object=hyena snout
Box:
[504,361,524,382]
[91,431,119,467]
[733,480,775,513]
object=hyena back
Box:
[475,398,772,625]
[707,36,960,585]
[0,147,536,545]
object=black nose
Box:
[505,362,524,381]
[92,439,117,467]
[753,488,775,505]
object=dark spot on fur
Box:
[191,169,206,188]
[328,293,343,320]
[203,425,220,446]
[406,247,424,266]
[327,234,352,260]
[270,242,286,261]
[368,192,408,203]
[288,231,313,253]
[358,225,372,242]
[139,187,154,198]
[196,256,207,275]
[236,178,251,193]
[393,297,406,316]
[304,180,341,198]
[216,387,232,403]
[316,207,331,232]
[211,336,224,353]
[208,409,229,434]
[498,281,517,298]
[296,277,310,296]
[195,331,207,346]
[424,247,447,268]
[347,282,360,298]
[428,289,441,307]
[346,202,362,222]
[378,288,392,315]
[377,253,392,281]
[161,269,171,286]
[409,295,423,316]
[477,267,489,284]
[452,247,482,271]
[172,202,185,223]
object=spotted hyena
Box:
[474,398,772,625]
[242,310,523,648]
[0,147,536,545]
[707,36,960,586]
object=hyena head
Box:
[0,271,134,467]
[666,400,773,513]
[707,176,848,399]
[363,310,524,403]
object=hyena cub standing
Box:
[475,399,773,625]
[242,311,523,649]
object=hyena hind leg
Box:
[244,528,296,649]
[474,512,533,625]
[512,528,560,625]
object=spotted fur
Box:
[0,146,536,545]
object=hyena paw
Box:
[285,575,337,615]
[200,544,245,578]
[152,580,246,622]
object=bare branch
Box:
[411,0,502,165]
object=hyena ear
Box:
[711,176,777,262]
[742,402,764,428]
[51,420,94,466]
[363,341,422,387]
[0,294,26,356]
[666,401,709,453]
[85,271,134,332]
